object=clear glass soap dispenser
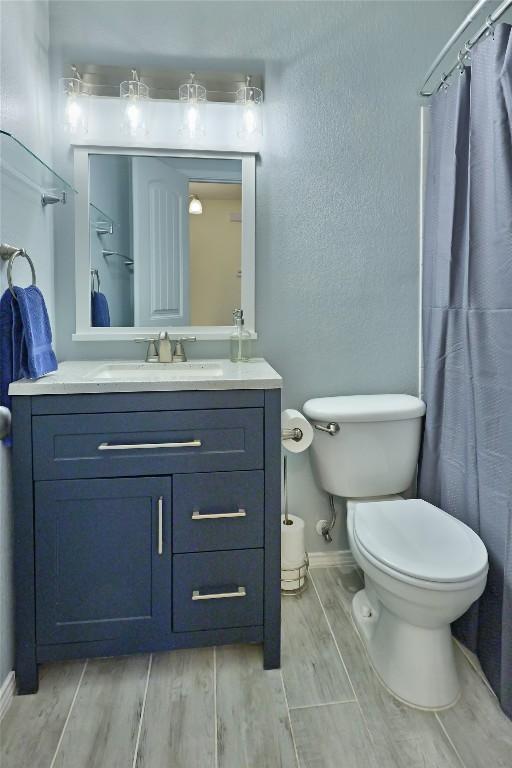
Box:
[230,308,252,362]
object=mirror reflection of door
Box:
[132,158,189,326]
[89,155,242,329]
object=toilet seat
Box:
[353,499,488,584]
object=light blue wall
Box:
[0,0,55,685]
[47,0,474,552]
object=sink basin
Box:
[92,361,223,381]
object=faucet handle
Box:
[173,336,196,362]
[135,337,159,362]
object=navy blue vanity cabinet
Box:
[11,388,281,694]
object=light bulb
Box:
[242,105,257,136]
[120,75,150,138]
[65,97,82,133]
[125,101,141,135]
[189,195,203,214]
[60,75,88,135]
[179,75,206,140]
[236,76,263,140]
[186,104,200,135]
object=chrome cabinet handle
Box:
[98,440,202,451]
[157,496,163,555]
[192,586,246,601]
[191,508,247,520]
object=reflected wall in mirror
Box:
[88,154,242,328]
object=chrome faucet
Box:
[135,333,196,363]
[158,331,173,363]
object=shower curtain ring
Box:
[439,73,450,93]
[485,15,495,39]
[457,49,467,74]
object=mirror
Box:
[89,154,241,327]
[74,148,255,340]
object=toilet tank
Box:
[303,395,426,498]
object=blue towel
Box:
[0,285,57,443]
[91,291,110,327]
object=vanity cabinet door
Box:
[35,477,172,646]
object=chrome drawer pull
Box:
[97,440,202,451]
[192,586,246,601]
[191,508,246,520]
[157,496,163,556]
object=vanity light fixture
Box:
[236,76,263,139]
[59,65,89,136]
[120,70,150,139]
[179,73,207,140]
[189,194,203,215]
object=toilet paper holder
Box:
[281,452,309,596]
[281,554,309,596]
[281,426,303,442]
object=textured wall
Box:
[0,0,54,685]
[47,0,473,552]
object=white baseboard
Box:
[308,549,356,569]
[0,671,15,721]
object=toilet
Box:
[303,394,488,710]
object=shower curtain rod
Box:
[419,0,512,96]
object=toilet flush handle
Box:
[314,422,340,436]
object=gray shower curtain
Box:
[419,23,512,718]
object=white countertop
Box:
[8,358,282,396]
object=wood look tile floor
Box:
[1,567,511,768]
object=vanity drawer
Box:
[173,549,263,632]
[32,409,263,481]
[173,471,264,553]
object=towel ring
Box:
[2,248,37,298]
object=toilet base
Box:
[351,588,460,710]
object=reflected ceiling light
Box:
[189,194,203,214]
[60,65,89,135]
[179,73,206,140]
[236,75,263,139]
[120,70,150,139]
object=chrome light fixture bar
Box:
[66,65,263,103]
[59,65,264,142]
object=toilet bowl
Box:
[303,394,488,710]
[347,497,487,709]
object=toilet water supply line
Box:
[283,452,337,542]
[322,494,337,543]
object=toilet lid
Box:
[354,499,488,583]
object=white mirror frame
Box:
[73,146,256,341]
